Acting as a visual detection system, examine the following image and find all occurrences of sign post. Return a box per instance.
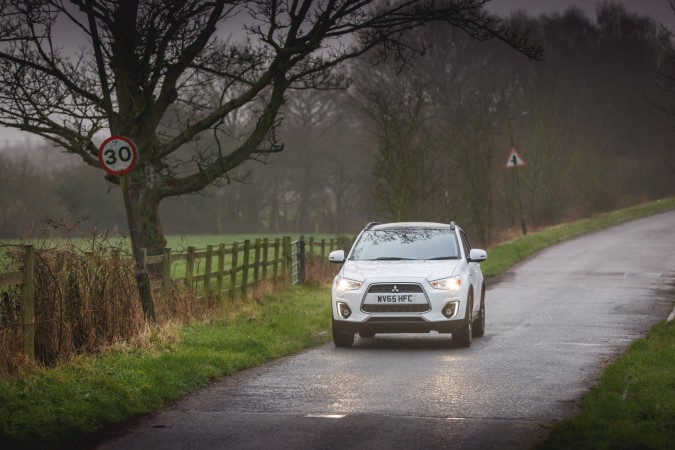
[505,148,528,235]
[98,137,158,327]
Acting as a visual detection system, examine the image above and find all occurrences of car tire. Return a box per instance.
[453,292,473,348]
[472,286,485,338]
[332,319,354,347]
[359,331,376,338]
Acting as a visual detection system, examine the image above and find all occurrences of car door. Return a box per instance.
[459,230,480,317]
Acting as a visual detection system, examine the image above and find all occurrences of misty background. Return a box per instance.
[1,2,674,246]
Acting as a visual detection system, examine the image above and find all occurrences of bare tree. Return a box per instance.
[0,0,539,318]
[352,61,442,222]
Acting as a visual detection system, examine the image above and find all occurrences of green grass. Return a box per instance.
[540,320,675,450]
[1,197,674,449]
[0,284,332,450]
[165,233,348,251]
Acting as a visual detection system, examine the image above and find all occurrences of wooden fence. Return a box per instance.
[142,236,296,301]
[1,236,351,362]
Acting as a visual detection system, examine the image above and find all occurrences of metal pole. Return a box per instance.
[514,168,528,235]
[120,174,158,326]
[508,116,528,236]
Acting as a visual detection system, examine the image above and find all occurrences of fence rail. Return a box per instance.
[1,235,350,362]
[142,236,299,301]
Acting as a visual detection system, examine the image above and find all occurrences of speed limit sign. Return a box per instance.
[98,136,138,176]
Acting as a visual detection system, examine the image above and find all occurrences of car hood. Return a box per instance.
[341,260,460,282]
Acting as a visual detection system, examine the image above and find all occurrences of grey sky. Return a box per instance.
[1,0,674,146]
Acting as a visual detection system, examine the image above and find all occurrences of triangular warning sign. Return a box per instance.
[505,148,526,168]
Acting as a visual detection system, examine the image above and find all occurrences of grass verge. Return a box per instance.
[1,197,674,449]
[541,320,675,449]
[0,284,331,450]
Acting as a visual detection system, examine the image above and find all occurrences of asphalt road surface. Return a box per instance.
[96,211,675,450]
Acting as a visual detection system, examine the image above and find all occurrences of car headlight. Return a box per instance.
[430,275,461,291]
[335,277,362,292]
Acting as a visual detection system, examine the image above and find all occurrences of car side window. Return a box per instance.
[459,231,471,258]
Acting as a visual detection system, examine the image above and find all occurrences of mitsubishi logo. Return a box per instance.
[391,285,399,293]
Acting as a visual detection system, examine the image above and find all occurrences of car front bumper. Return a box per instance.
[333,316,465,334]
[331,277,469,334]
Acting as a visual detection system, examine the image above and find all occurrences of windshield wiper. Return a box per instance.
[374,257,413,260]
[428,256,459,260]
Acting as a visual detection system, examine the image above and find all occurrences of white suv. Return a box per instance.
[329,222,487,348]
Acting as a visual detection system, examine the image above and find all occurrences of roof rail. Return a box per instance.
[364,221,381,231]
[449,221,456,231]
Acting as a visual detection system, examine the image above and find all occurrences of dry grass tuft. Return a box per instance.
[1,236,147,375]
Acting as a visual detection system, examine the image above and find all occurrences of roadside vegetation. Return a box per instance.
[0,284,332,450]
[0,198,674,449]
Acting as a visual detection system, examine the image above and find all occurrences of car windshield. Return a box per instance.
[350,228,460,261]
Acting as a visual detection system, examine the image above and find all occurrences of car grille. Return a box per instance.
[362,303,430,313]
[363,283,429,313]
[366,284,424,294]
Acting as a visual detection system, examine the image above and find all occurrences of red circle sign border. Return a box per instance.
[98,135,138,176]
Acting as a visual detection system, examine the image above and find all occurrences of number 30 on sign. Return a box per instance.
[98,136,138,176]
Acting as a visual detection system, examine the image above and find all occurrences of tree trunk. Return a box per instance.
[130,186,167,258]
[120,171,163,325]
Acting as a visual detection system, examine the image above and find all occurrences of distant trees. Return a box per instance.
[2,1,674,252]
[0,145,126,237]
[345,2,674,244]
[0,0,538,249]
[352,60,442,222]
[515,4,671,223]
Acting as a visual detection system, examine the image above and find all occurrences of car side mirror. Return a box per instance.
[328,250,346,263]
[469,249,487,262]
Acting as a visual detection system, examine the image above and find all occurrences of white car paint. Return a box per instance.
[329,222,487,347]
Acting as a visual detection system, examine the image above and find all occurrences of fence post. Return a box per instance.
[287,237,293,284]
[186,246,195,293]
[262,238,269,281]
[299,238,306,283]
[162,248,171,299]
[204,245,213,298]
[229,243,239,300]
[273,238,280,287]
[22,245,35,362]
[241,240,251,297]
[253,238,261,286]
[309,237,314,257]
[216,243,225,300]
[320,239,326,260]
[281,237,288,285]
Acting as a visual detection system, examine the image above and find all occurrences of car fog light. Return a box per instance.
[442,301,459,318]
[337,302,352,319]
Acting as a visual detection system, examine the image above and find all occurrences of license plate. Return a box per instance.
[364,293,426,304]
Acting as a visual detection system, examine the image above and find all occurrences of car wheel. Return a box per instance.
[472,286,485,338]
[332,319,354,347]
[453,292,473,348]
[359,331,376,338]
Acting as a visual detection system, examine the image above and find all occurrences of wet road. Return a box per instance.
[97,211,675,449]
